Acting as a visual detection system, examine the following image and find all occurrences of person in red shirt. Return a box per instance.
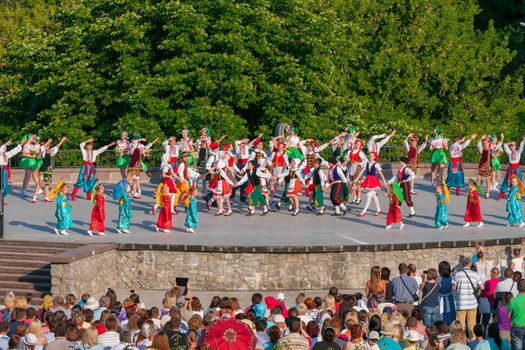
[481,267,500,329]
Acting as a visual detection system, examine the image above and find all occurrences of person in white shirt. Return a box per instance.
[20,134,43,197]
[111,330,139,350]
[497,136,525,200]
[368,130,396,161]
[445,134,476,196]
[495,268,519,297]
[511,248,524,274]
[33,136,67,203]
[0,140,22,201]
[71,138,115,201]
[98,316,120,348]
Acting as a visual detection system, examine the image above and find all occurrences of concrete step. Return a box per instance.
[0,273,51,283]
[0,288,48,299]
[0,280,51,292]
[0,258,50,269]
[0,251,59,261]
[0,266,51,276]
[0,240,82,250]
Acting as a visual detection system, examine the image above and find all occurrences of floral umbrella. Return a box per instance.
[201,319,256,350]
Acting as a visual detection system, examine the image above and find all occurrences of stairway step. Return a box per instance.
[0,245,74,255]
[0,240,82,250]
[0,288,48,299]
[0,273,50,283]
[0,259,50,268]
[0,280,51,292]
[0,251,57,261]
[0,266,51,276]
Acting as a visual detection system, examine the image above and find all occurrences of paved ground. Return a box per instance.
[3,181,525,246]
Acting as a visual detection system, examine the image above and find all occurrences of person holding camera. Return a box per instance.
[452,257,484,341]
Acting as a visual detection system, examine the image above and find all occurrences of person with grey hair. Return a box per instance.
[93,296,111,322]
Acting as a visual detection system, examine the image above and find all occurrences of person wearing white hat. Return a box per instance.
[23,333,39,349]
[404,330,423,350]
[83,297,99,311]
[277,293,285,303]
[368,331,381,350]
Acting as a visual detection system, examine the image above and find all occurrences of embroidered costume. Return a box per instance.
[328,159,349,216]
[0,143,22,196]
[499,140,524,196]
[114,138,131,169]
[429,133,449,165]
[113,179,132,234]
[435,186,450,229]
[506,176,524,227]
[55,192,72,232]
[386,182,404,229]
[88,190,106,235]
[368,132,395,161]
[464,180,483,227]
[156,192,173,231]
[71,140,110,201]
[184,195,199,232]
[446,138,472,195]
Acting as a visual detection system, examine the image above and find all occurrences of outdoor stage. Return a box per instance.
[3,181,525,294]
[4,181,525,247]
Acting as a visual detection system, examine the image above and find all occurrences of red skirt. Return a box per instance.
[361,175,381,190]
[161,178,177,193]
[157,206,172,229]
[387,206,402,225]
[287,179,302,197]
[213,180,231,197]
[464,202,482,222]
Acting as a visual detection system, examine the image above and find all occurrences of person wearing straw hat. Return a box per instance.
[434,182,450,229]
[87,182,107,236]
[506,175,525,227]
[429,129,449,186]
[377,322,402,350]
[403,330,423,350]
[498,135,525,201]
[446,133,477,196]
[385,182,405,230]
[463,178,484,228]
[404,133,428,194]
[49,181,72,236]
[71,138,115,201]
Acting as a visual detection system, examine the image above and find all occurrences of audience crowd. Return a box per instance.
[0,250,525,350]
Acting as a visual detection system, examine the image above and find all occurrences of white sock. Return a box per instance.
[409,206,416,215]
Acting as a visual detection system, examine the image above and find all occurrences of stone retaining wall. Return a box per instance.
[51,249,118,296]
[50,240,524,295]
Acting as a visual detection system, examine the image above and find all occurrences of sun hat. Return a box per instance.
[276,293,285,301]
[369,331,380,340]
[380,322,398,336]
[23,333,39,346]
[405,330,421,342]
[84,297,99,310]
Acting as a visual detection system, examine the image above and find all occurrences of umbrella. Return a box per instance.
[112,179,128,200]
[201,318,256,350]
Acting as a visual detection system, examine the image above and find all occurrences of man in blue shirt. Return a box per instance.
[390,263,419,315]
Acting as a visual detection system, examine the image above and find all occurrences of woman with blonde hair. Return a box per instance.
[73,313,88,330]
[14,296,28,310]
[366,266,387,309]
[27,320,48,349]
[77,327,104,350]
[2,293,15,320]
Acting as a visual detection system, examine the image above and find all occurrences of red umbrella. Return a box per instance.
[201,318,257,350]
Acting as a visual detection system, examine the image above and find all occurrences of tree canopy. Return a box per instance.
[0,0,524,147]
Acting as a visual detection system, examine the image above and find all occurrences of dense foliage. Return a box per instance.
[0,0,524,148]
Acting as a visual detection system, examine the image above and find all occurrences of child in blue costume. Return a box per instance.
[506,175,525,227]
[183,185,199,234]
[50,181,72,236]
[435,183,450,229]
[113,179,133,234]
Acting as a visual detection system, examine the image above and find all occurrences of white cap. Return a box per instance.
[24,334,39,346]
[273,314,285,323]
[369,331,380,340]
[276,292,285,301]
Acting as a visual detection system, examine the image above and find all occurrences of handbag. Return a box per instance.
[400,275,419,302]
[462,269,481,300]
[419,281,440,305]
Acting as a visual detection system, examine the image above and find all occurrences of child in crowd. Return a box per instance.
[511,248,524,274]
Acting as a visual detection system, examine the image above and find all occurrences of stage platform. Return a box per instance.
[4,182,525,250]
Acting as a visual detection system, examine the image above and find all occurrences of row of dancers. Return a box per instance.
[0,128,524,234]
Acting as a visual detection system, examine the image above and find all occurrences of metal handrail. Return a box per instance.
[6,146,522,168]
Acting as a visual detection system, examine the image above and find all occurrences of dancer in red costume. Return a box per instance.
[87,183,106,236]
